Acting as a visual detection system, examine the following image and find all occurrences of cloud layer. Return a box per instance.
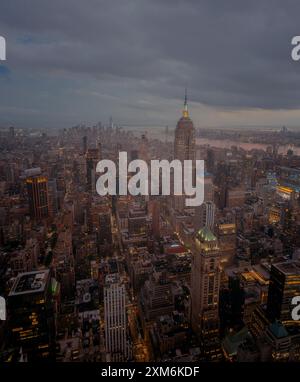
[1,0,300,128]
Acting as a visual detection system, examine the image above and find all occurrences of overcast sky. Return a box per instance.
[1,0,300,130]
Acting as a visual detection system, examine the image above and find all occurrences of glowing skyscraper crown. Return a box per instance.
[182,88,189,118]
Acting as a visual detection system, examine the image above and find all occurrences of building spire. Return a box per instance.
[183,88,189,118]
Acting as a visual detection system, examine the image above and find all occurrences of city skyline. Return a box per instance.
[1,93,300,363]
[2,1,300,368]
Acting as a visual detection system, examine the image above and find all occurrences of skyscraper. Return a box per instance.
[191,226,222,360]
[267,261,300,325]
[194,201,215,231]
[173,90,196,212]
[174,89,195,163]
[25,167,49,220]
[86,148,100,192]
[194,174,215,231]
[104,274,128,361]
[8,270,56,361]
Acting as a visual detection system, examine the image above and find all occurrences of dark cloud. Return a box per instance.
[1,0,300,128]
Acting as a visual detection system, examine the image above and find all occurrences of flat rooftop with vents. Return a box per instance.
[9,270,49,297]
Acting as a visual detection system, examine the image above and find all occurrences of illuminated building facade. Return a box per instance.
[217,223,236,266]
[7,270,56,361]
[276,185,294,201]
[25,168,49,219]
[268,204,282,224]
[267,261,300,326]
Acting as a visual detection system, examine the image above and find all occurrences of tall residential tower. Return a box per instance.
[191,226,222,360]
[25,167,49,220]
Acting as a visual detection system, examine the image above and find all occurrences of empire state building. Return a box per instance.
[174,90,195,162]
[173,90,196,211]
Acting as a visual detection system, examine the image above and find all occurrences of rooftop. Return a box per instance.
[222,327,250,357]
[269,321,288,339]
[165,244,187,255]
[196,226,217,243]
[24,167,42,177]
[105,273,120,285]
[273,261,300,276]
[9,270,49,296]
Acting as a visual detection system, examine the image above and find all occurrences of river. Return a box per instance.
[131,127,300,155]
